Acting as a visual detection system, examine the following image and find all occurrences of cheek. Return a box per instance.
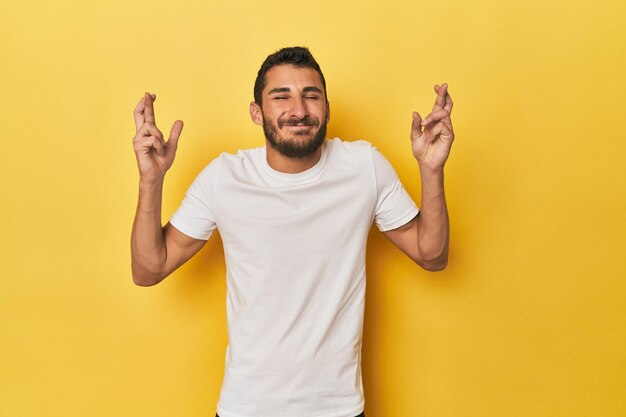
[262,107,284,122]
[268,106,288,119]
[316,104,328,118]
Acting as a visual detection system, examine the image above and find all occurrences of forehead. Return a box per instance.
[263,65,324,94]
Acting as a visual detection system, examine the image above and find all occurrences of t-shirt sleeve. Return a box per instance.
[372,147,419,232]
[168,158,219,240]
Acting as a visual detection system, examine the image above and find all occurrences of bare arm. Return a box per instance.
[131,180,206,286]
[384,83,454,271]
[384,169,449,271]
[130,93,205,286]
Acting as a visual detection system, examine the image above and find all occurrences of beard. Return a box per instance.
[262,113,327,159]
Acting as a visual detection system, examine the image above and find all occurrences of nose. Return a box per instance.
[289,96,308,119]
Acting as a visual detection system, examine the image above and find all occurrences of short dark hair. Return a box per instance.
[254,46,327,105]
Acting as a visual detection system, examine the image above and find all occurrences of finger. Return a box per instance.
[421,109,450,127]
[134,135,165,156]
[138,122,164,139]
[148,135,165,156]
[429,123,444,143]
[411,111,423,140]
[137,123,166,148]
[134,93,157,132]
[441,90,453,129]
[429,122,454,143]
[439,123,454,143]
[432,82,448,111]
[444,91,453,114]
[133,96,145,132]
[165,120,184,157]
[144,92,156,124]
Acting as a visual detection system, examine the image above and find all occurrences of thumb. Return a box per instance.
[166,120,184,155]
[411,111,423,141]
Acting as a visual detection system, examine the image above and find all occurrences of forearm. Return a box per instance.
[417,167,449,268]
[131,179,167,285]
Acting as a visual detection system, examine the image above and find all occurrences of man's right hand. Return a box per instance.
[132,92,184,183]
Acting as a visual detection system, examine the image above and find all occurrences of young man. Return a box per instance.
[131,46,454,417]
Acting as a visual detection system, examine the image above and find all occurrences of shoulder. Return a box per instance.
[327,139,400,186]
[196,146,264,178]
[328,137,375,152]
[185,148,262,194]
[215,146,263,166]
[326,137,377,162]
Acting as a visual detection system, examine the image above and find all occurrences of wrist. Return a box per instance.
[418,163,444,178]
[139,176,165,187]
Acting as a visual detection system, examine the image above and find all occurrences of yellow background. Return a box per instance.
[1,0,625,416]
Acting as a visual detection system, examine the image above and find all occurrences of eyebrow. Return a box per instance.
[268,87,291,95]
[303,86,323,94]
[267,86,324,95]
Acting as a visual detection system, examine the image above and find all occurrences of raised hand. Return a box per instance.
[410,83,454,173]
[132,92,184,183]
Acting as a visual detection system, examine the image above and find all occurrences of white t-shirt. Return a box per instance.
[169,138,418,417]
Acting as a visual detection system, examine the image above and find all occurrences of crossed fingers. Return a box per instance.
[133,92,166,153]
[432,83,453,113]
[134,92,157,132]
[422,83,453,132]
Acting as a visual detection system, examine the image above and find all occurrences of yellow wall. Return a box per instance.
[1,0,625,416]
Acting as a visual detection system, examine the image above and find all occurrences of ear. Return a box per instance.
[326,100,331,123]
[250,102,263,125]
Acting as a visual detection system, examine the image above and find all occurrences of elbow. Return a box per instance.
[415,253,448,272]
[132,275,160,287]
[419,260,448,272]
[415,242,448,272]
[131,265,165,287]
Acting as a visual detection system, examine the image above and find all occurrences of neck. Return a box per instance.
[265,143,323,174]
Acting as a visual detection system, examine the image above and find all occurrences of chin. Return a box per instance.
[271,135,325,159]
[263,118,327,159]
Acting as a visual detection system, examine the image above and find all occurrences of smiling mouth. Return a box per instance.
[284,126,314,136]
[278,116,319,129]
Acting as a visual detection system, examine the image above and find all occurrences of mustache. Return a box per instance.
[278,116,320,129]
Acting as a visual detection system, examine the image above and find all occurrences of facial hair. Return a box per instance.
[263,113,327,159]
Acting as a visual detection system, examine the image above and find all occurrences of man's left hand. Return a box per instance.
[410,83,454,173]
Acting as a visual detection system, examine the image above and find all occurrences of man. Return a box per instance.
[131,47,454,417]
